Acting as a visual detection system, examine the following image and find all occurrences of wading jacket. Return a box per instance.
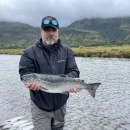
[19,38,80,112]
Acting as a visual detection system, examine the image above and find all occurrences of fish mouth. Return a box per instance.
[21,77,28,83]
[21,80,29,85]
[21,79,28,84]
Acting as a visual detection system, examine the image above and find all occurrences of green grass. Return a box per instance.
[0,45,130,58]
[0,49,23,55]
[72,45,130,58]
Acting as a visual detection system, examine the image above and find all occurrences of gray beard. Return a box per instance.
[45,40,55,46]
[42,37,57,46]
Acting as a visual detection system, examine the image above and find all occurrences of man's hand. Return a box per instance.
[68,78,81,93]
[68,87,80,93]
[26,82,40,90]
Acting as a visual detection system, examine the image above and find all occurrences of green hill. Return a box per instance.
[60,28,105,47]
[0,22,40,48]
[68,17,130,41]
[0,17,130,48]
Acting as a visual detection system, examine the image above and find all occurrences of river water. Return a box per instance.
[0,55,130,130]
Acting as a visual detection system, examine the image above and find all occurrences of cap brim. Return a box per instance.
[42,24,58,29]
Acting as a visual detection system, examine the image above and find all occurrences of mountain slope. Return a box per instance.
[60,28,105,47]
[0,22,40,48]
[0,22,105,48]
[68,17,130,41]
[0,17,130,48]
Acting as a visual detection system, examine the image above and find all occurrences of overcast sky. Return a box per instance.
[0,0,130,28]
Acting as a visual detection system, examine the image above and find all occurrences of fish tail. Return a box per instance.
[87,83,101,98]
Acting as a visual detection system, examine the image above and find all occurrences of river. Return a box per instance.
[0,55,130,130]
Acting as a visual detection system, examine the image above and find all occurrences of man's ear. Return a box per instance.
[58,29,60,34]
[40,28,43,34]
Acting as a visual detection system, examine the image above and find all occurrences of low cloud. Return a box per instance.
[0,0,130,27]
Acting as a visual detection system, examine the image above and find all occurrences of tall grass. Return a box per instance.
[72,45,130,58]
[0,45,130,58]
[0,49,23,55]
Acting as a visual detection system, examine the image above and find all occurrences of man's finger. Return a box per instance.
[68,87,81,93]
[36,83,40,90]
[68,87,73,92]
[73,88,77,93]
[26,82,33,88]
[30,82,36,90]
[74,78,80,80]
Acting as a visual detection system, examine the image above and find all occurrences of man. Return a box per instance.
[19,16,80,130]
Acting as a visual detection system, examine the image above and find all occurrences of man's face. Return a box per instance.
[40,26,60,46]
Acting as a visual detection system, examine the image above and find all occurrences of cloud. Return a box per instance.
[0,0,130,27]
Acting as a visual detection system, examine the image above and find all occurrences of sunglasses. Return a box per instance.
[43,19,58,26]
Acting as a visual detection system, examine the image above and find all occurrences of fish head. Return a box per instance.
[21,73,39,84]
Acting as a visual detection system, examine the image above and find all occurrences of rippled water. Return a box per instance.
[0,55,130,130]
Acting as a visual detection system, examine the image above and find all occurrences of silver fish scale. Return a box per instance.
[36,73,86,85]
[40,80,85,92]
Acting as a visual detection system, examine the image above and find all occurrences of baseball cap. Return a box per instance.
[41,16,59,29]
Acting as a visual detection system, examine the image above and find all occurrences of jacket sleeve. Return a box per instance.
[65,47,80,78]
[19,48,36,77]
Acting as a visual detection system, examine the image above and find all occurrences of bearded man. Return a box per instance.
[19,16,80,130]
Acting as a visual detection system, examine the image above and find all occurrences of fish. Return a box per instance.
[21,73,101,98]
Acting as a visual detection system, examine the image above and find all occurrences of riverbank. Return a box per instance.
[0,45,130,58]
[72,45,130,58]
